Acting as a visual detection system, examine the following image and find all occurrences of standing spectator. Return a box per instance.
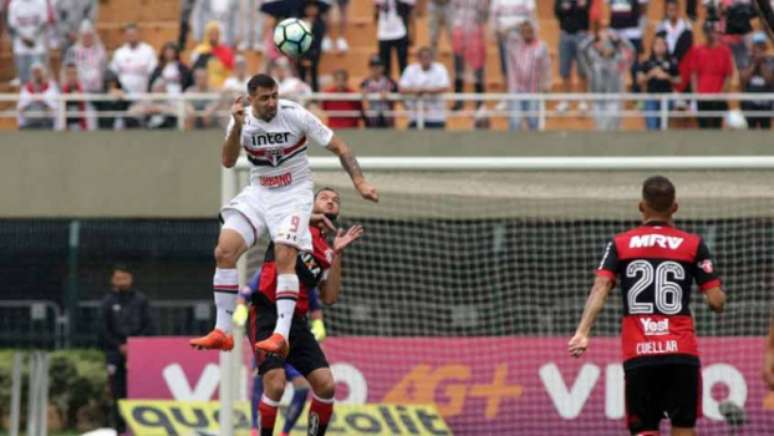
[374,0,415,80]
[360,54,399,128]
[740,32,774,129]
[222,53,250,93]
[63,20,106,93]
[687,21,733,129]
[505,20,551,131]
[579,28,634,131]
[192,0,240,46]
[60,62,96,130]
[491,0,536,81]
[426,0,453,55]
[149,42,194,95]
[51,0,97,54]
[656,0,693,62]
[17,62,59,129]
[185,67,223,128]
[719,0,756,70]
[637,35,680,130]
[321,69,362,128]
[298,0,327,92]
[100,264,155,434]
[449,0,488,111]
[239,0,266,51]
[399,46,450,129]
[608,0,646,92]
[554,0,590,112]
[109,23,158,95]
[8,0,50,85]
[191,21,235,89]
[322,0,350,53]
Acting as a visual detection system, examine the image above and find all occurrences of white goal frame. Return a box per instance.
[217,155,774,435]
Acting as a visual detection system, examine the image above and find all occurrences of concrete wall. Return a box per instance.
[1,130,772,218]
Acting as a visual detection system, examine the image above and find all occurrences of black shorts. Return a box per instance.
[251,295,328,377]
[625,363,702,433]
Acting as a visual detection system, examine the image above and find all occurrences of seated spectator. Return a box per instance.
[554,0,590,112]
[8,0,50,85]
[127,78,177,129]
[579,28,634,131]
[60,62,96,131]
[399,46,450,129]
[17,62,59,130]
[360,54,399,128]
[93,71,131,129]
[637,35,680,131]
[191,21,235,89]
[109,23,158,96]
[491,0,536,80]
[53,0,98,54]
[719,0,756,70]
[505,20,551,131]
[740,32,774,129]
[270,57,312,102]
[321,69,362,128]
[222,54,250,94]
[149,42,193,95]
[185,67,222,129]
[64,20,107,93]
[686,21,733,129]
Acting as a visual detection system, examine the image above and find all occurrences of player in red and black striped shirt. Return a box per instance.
[569,176,727,436]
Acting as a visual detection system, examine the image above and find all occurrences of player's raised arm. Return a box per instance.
[568,275,615,358]
[326,136,379,202]
[221,96,245,168]
[319,225,364,305]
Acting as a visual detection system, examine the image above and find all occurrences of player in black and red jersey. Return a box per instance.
[568,175,727,436]
[249,187,363,436]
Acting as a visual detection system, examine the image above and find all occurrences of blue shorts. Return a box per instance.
[284,363,302,380]
[559,31,588,79]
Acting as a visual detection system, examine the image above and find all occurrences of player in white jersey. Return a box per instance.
[190,74,378,355]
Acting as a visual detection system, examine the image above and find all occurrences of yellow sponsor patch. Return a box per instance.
[119,400,451,435]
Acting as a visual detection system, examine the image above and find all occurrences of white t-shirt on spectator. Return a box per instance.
[375,0,415,41]
[110,42,158,95]
[399,62,450,123]
[490,0,537,34]
[8,0,49,55]
[160,63,183,95]
[223,76,250,94]
[278,77,312,102]
[657,18,691,55]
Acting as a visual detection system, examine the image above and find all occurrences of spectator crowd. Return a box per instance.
[1,0,772,131]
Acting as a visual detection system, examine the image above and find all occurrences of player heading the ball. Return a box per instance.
[569,175,726,436]
[190,74,378,356]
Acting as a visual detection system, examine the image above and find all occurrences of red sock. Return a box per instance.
[308,394,334,436]
[259,395,279,436]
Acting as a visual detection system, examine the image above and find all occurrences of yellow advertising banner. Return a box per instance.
[119,400,451,435]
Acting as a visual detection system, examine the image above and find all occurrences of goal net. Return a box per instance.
[226,157,774,435]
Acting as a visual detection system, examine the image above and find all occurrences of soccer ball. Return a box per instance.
[274,18,313,58]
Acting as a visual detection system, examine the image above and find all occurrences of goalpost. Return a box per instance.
[220,156,774,435]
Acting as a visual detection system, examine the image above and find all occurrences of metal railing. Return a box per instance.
[3,91,774,131]
[0,297,768,348]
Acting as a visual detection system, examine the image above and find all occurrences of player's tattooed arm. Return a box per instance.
[327,136,379,202]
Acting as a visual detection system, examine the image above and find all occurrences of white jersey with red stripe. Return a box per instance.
[226,99,334,189]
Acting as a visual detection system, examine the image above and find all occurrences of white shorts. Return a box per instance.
[221,181,314,252]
